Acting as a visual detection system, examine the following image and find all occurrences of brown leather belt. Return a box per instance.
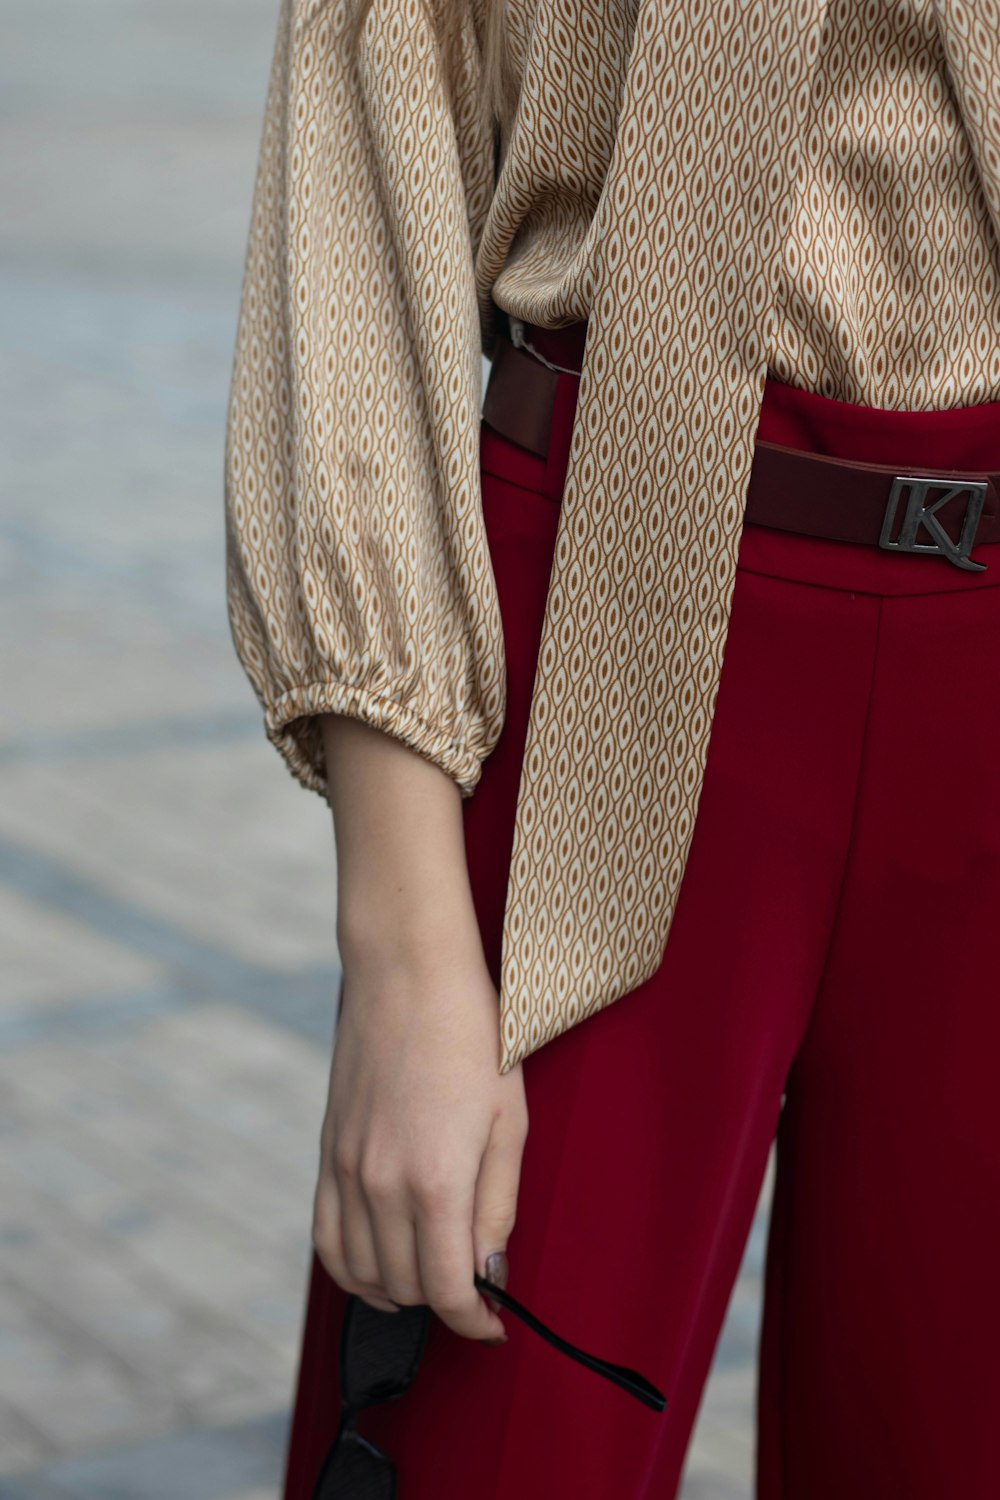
[482,333,1000,572]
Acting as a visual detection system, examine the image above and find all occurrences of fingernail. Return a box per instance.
[480,1334,508,1346]
[483,1250,509,1314]
[485,1251,509,1288]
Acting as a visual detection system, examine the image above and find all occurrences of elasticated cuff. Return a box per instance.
[263,681,486,803]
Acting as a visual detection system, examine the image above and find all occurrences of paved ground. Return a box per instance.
[0,4,772,1496]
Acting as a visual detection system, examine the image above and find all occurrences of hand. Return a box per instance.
[311,921,528,1344]
[311,711,527,1343]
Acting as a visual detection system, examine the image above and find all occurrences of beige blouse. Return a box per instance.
[224,0,1000,1072]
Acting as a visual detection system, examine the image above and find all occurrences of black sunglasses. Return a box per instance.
[309,1272,666,1499]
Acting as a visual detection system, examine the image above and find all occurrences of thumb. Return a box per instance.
[472,1111,527,1312]
[482,1249,509,1315]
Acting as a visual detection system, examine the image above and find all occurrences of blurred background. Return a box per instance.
[0,3,772,1496]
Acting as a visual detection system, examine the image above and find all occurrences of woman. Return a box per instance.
[224,1,1000,1495]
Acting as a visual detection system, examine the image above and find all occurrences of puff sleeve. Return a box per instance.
[223,0,505,803]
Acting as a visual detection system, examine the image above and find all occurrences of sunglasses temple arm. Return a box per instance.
[473,1273,666,1412]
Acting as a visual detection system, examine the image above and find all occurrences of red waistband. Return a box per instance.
[517,319,1000,473]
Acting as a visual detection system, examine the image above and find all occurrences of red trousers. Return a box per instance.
[282,353,1000,1499]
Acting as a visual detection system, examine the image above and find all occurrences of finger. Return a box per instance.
[335,1149,386,1293]
[311,1165,356,1293]
[314,1144,396,1312]
[472,1110,527,1305]
[364,1186,425,1308]
[414,1186,507,1343]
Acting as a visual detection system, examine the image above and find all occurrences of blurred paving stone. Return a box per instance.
[0,1410,290,1500]
[678,1475,751,1500]
[0,756,340,979]
[0,825,342,1048]
[0,986,183,1053]
[0,885,162,1010]
[2,1048,317,1351]
[680,1153,774,1495]
[219,1492,285,1500]
[0,1404,57,1476]
[3,1029,323,1243]
[0,1163,298,1424]
[0,1277,178,1457]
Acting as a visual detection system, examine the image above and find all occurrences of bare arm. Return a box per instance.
[311,713,527,1343]
[224,0,516,1343]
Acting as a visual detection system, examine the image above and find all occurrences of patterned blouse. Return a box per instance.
[224,0,1000,1071]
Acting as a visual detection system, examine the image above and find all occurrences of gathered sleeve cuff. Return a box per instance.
[260,681,492,802]
[223,0,505,806]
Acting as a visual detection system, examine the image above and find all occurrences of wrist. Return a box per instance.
[336,864,481,972]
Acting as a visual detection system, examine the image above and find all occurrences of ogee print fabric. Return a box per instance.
[225,0,1000,1072]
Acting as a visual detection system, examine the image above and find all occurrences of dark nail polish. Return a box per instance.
[485,1250,508,1286]
[480,1334,508,1346]
[483,1250,509,1314]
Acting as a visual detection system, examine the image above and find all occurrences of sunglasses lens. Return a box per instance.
[342,1297,430,1406]
[313,1429,395,1500]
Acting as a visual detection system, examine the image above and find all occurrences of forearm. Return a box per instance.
[314,712,523,1347]
[319,713,480,965]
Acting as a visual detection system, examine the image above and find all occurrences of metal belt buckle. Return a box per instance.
[879,474,989,573]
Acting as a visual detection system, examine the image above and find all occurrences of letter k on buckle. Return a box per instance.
[879,475,989,572]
